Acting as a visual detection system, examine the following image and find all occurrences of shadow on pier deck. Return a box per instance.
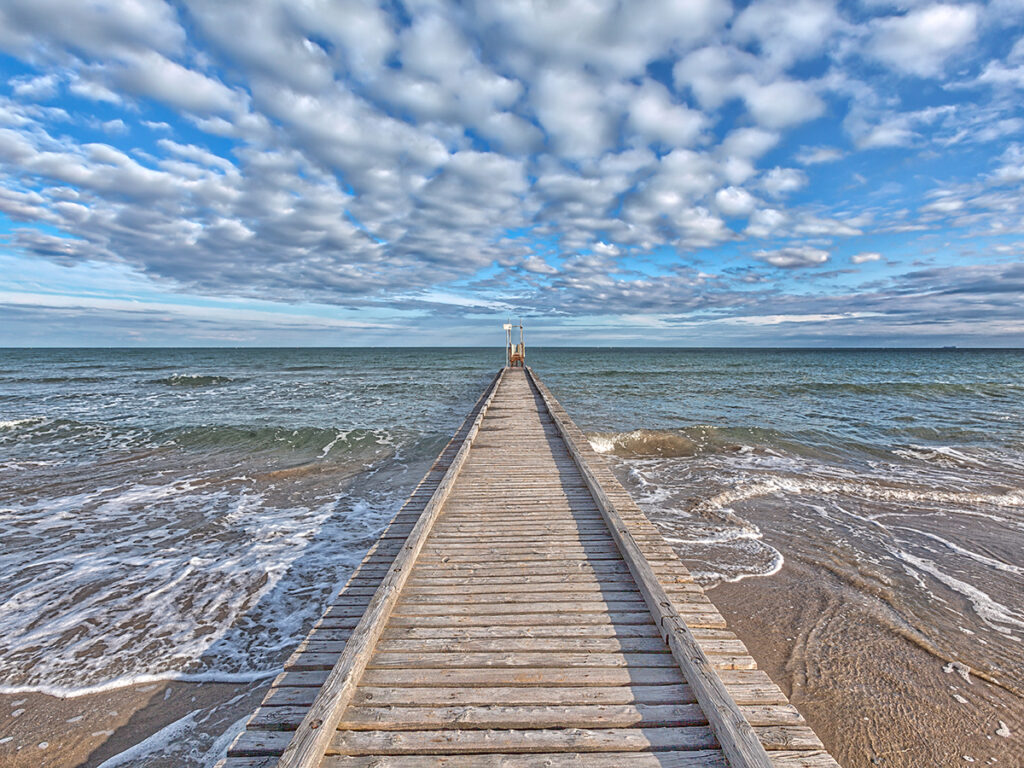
[220,367,841,768]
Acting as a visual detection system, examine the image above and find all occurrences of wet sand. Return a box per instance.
[710,557,1023,767]
[0,681,266,768]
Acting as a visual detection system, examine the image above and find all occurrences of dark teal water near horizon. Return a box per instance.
[2,347,1022,764]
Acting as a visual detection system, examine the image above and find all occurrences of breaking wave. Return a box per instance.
[691,476,1024,515]
[156,374,235,387]
[588,426,765,458]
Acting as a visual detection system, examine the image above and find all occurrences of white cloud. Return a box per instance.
[732,0,841,70]
[739,77,825,129]
[745,208,789,238]
[851,251,882,264]
[720,127,780,159]
[760,167,808,197]
[869,4,980,78]
[99,118,128,135]
[674,45,753,110]
[674,46,824,128]
[68,75,122,104]
[793,215,862,237]
[753,245,830,267]
[10,74,59,100]
[0,0,184,60]
[183,0,335,92]
[977,61,1024,89]
[109,52,247,115]
[992,144,1024,183]
[847,105,956,149]
[714,186,757,217]
[796,145,845,165]
[472,0,732,79]
[533,68,615,158]
[522,256,558,275]
[717,127,780,184]
[626,80,707,148]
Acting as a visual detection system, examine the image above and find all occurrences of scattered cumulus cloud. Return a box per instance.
[0,0,1021,344]
[868,4,980,78]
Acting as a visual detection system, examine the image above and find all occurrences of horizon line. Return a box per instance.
[3,345,1023,351]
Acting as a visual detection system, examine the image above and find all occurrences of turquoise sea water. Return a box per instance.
[1,348,1022,763]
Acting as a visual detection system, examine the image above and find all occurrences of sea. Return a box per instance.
[1,347,1022,765]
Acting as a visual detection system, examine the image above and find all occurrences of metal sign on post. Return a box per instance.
[504,319,525,367]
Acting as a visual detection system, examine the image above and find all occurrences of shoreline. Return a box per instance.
[708,556,1022,767]
[0,681,266,768]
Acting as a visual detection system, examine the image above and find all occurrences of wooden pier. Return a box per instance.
[221,367,840,768]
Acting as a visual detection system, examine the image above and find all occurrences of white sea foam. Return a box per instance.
[319,429,350,458]
[891,527,1024,576]
[663,527,763,545]
[0,473,405,692]
[0,668,280,699]
[894,444,987,468]
[898,550,1024,633]
[691,546,785,584]
[0,417,45,430]
[94,709,201,768]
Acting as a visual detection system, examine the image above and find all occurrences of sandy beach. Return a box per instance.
[711,559,1022,767]
[0,681,265,768]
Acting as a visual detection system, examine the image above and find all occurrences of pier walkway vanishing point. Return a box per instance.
[221,367,841,768]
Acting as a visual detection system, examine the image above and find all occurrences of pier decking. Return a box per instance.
[221,367,840,767]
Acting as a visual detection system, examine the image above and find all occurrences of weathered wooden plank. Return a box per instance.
[255,682,790,710]
[229,729,292,757]
[364,650,678,669]
[406,571,695,586]
[344,703,707,730]
[413,552,631,563]
[405,563,646,578]
[754,726,824,751]
[319,752,729,768]
[373,624,725,641]
[251,703,708,731]
[350,685,696,708]
[325,726,719,755]
[380,611,659,627]
[403,576,650,593]
[369,637,674,653]
[219,757,281,768]
[316,624,663,642]
[389,600,651,616]
[358,666,686,687]
[394,591,709,606]
[769,751,843,767]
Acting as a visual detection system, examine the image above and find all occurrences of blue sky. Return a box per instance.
[1,0,1023,346]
